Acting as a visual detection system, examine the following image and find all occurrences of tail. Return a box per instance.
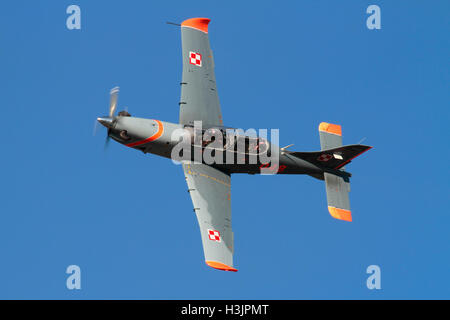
[319,122,372,221]
[291,122,372,222]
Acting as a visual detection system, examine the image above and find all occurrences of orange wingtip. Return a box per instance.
[181,18,211,33]
[328,206,352,222]
[206,261,238,272]
[319,122,342,136]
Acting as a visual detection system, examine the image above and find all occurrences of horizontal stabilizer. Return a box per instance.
[324,172,352,221]
[319,122,343,150]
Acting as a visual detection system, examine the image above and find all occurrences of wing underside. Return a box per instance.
[182,162,236,272]
[179,18,223,127]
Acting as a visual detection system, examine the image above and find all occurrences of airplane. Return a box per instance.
[97,17,372,272]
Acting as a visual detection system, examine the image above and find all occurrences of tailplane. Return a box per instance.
[320,122,353,221]
[320,122,371,221]
[292,122,372,222]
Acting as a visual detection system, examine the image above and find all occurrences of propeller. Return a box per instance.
[93,119,99,136]
[105,87,119,149]
[109,86,119,118]
[95,86,120,150]
[104,130,111,150]
[96,87,132,150]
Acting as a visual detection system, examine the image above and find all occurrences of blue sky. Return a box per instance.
[1,0,449,299]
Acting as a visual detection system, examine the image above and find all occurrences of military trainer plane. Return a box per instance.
[97,18,372,272]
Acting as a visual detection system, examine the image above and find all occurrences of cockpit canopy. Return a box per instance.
[183,125,269,155]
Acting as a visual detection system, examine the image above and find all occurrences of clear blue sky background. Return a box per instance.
[1,0,449,299]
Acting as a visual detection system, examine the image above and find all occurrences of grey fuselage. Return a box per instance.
[106,116,324,176]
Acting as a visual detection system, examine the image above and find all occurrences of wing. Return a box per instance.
[179,18,223,127]
[182,162,236,272]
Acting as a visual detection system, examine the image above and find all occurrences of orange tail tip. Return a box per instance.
[181,18,211,33]
[319,122,342,136]
[328,206,352,222]
[206,261,238,272]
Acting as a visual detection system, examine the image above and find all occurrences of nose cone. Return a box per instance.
[97,117,113,128]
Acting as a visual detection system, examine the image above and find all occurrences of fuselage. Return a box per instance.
[100,115,324,176]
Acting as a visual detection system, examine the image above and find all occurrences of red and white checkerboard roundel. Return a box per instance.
[189,51,202,67]
[207,229,221,242]
[317,154,332,162]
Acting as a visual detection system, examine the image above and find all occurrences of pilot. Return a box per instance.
[202,128,220,147]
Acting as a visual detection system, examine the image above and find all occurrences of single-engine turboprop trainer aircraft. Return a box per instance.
[97,18,372,272]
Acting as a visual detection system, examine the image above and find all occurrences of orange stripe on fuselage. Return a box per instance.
[126,120,164,148]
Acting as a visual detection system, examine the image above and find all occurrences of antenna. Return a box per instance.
[166,22,181,27]
[280,144,294,151]
[357,137,367,145]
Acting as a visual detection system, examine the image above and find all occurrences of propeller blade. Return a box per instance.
[109,86,119,118]
[104,129,111,151]
[93,119,99,136]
